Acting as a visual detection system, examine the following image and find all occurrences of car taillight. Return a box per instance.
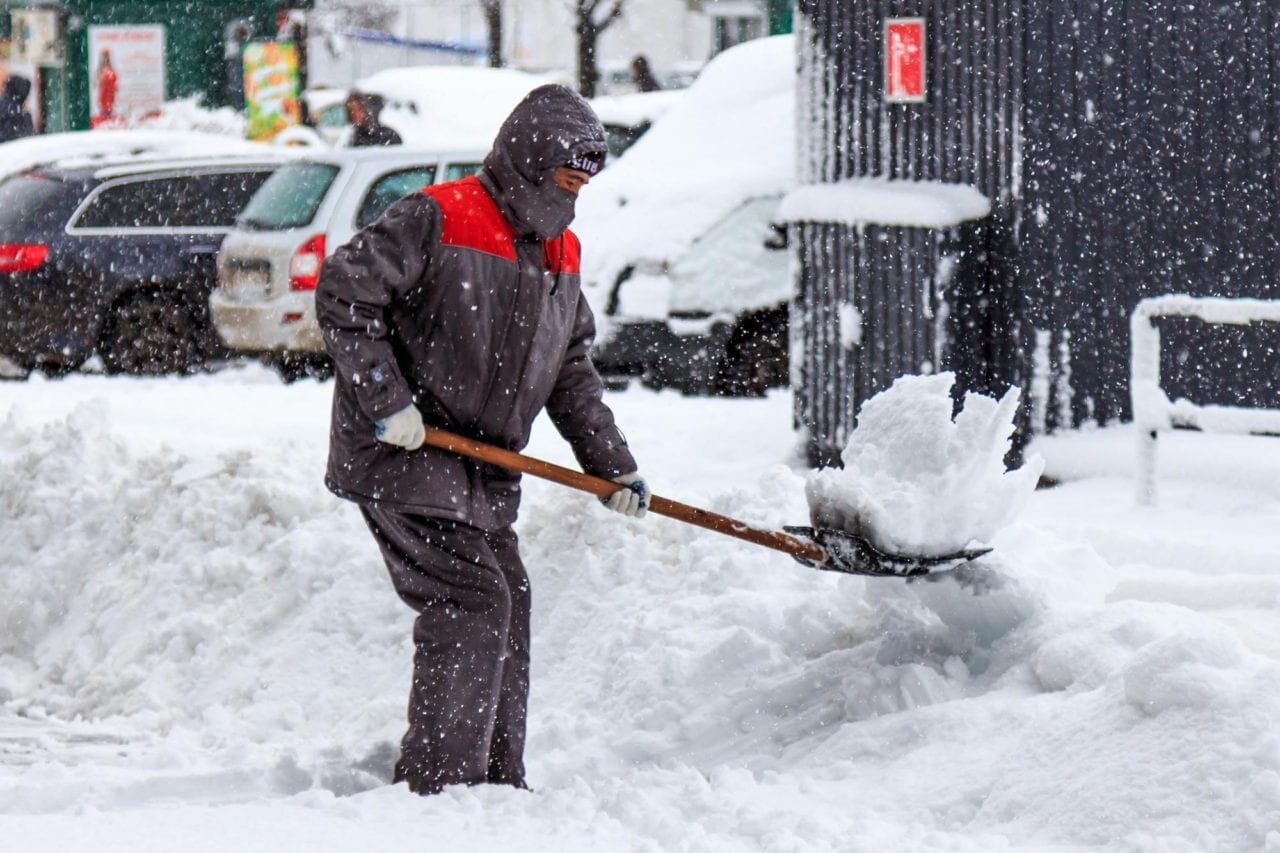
[0,243,49,273]
[289,234,326,291]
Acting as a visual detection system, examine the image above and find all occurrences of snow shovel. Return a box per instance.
[421,427,990,578]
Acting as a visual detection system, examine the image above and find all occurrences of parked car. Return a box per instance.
[0,154,287,376]
[576,36,795,396]
[209,145,486,379]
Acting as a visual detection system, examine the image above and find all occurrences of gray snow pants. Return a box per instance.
[361,507,530,795]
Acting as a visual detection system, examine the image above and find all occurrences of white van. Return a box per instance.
[210,145,485,378]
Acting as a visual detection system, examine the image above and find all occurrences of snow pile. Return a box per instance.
[807,373,1044,556]
[0,382,410,778]
[780,177,992,229]
[575,36,794,299]
[131,97,247,138]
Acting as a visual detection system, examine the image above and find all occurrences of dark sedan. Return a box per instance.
[0,155,285,375]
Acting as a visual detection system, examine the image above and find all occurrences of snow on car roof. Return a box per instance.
[0,130,272,183]
[575,35,795,293]
[355,65,565,149]
[89,154,297,181]
[291,145,488,168]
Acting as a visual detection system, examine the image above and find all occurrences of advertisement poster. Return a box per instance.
[242,41,301,141]
[88,25,167,126]
[884,17,927,103]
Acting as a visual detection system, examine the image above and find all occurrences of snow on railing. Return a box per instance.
[1130,294,1280,505]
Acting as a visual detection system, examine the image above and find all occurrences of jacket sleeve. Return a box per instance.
[545,292,638,478]
[315,193,439,422]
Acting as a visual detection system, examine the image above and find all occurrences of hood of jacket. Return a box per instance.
[2,75,31,103]
[480,84,606,240]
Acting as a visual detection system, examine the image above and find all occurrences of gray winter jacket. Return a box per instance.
[316,84,635,530]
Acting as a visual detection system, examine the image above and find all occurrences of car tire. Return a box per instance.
[714,306,789,397]
[35,358,84,379]
[100,290,201,376]
[273,353,333,384]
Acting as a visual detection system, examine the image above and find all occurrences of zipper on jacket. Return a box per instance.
[476,236,540,436]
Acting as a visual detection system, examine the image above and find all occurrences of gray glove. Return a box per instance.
[601,472,649,518]
[375,404,425,450]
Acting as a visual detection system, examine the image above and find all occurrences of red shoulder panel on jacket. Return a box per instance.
[422,176,516,261]
[544,229,581,275]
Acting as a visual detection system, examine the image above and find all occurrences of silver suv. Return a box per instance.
[209,146,485,379]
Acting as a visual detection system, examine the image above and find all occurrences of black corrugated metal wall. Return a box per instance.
[794,0,1024,465]
[797,1,1280,464]
[1021,1,1280,428]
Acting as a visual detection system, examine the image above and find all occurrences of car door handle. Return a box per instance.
[185,245,218,255]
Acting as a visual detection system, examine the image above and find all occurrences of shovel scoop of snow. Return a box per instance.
[801,373,1044,575]
[782,524,992,577]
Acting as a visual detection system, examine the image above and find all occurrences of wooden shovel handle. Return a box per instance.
[421,426,827,564]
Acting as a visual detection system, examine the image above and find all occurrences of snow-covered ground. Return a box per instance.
[1,368,1277,851]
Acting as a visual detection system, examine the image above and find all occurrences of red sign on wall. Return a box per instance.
[884,17,927,103]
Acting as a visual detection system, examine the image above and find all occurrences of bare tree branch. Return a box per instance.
[596,0,626,31]
[572,0,630,97]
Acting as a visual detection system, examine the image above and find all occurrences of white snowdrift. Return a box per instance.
[0,371,1278,850]
[807,373,1044,556]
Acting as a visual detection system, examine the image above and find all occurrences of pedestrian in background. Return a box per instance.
[630,54,662,92]
[345,90,401,147]
[0,74,34,142]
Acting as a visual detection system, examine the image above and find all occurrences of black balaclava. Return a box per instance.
[480,84,607,240]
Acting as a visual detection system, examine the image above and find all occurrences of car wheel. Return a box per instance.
[715,306,789,397]
[35,358,84,379]
[101,291,201,376]
[273,353,333,383]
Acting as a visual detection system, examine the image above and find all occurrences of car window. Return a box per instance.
[237,162,340,231]
[0,173,84,239]
[170,171,274,228]
[74,176,190,229]
[317,103,347,128]
[356,166,437,229]
[444,163,483,182]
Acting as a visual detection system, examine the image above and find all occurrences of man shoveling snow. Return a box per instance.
[316,85,650,796]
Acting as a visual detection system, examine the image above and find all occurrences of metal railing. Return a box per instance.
[1130,294,1280,506]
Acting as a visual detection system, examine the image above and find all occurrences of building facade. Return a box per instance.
[2,0,309,132]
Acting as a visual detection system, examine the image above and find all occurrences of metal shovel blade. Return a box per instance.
[783,526,993,578]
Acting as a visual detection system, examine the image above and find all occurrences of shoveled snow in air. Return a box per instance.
[806,373,1044,556]
[1,368,1278,851]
